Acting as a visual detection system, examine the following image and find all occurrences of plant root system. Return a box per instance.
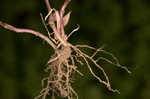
[0,0,131,99]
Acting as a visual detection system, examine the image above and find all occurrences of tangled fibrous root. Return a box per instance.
[35,43,131,99]
[35,46,79,99]
[0,0,131,99]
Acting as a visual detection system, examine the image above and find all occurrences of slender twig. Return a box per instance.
[40,13,51,39]
[67,24,80,40]
[0,21,56,49]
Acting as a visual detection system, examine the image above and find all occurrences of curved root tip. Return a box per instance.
[108,87,120,94]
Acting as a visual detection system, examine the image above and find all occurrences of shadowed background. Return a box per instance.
[0,0,150,99]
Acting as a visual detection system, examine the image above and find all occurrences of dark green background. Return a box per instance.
[0,0,150,99]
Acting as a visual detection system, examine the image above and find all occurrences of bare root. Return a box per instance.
[0,0,131,99]
[35,46,80,99]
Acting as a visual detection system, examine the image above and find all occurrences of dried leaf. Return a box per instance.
[63,11,71,26]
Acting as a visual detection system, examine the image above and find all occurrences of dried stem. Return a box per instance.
[0,21,56,49]
[45,0,51,12]
[60,0,71,17]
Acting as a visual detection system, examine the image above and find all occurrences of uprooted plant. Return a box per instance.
[0,0,131,99]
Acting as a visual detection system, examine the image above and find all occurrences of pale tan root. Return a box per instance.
[0,0,131,99]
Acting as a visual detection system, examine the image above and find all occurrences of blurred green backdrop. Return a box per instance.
[0,0,150,99]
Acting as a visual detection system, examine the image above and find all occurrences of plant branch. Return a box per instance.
[45,0,51,12]
[0,21,56,49]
